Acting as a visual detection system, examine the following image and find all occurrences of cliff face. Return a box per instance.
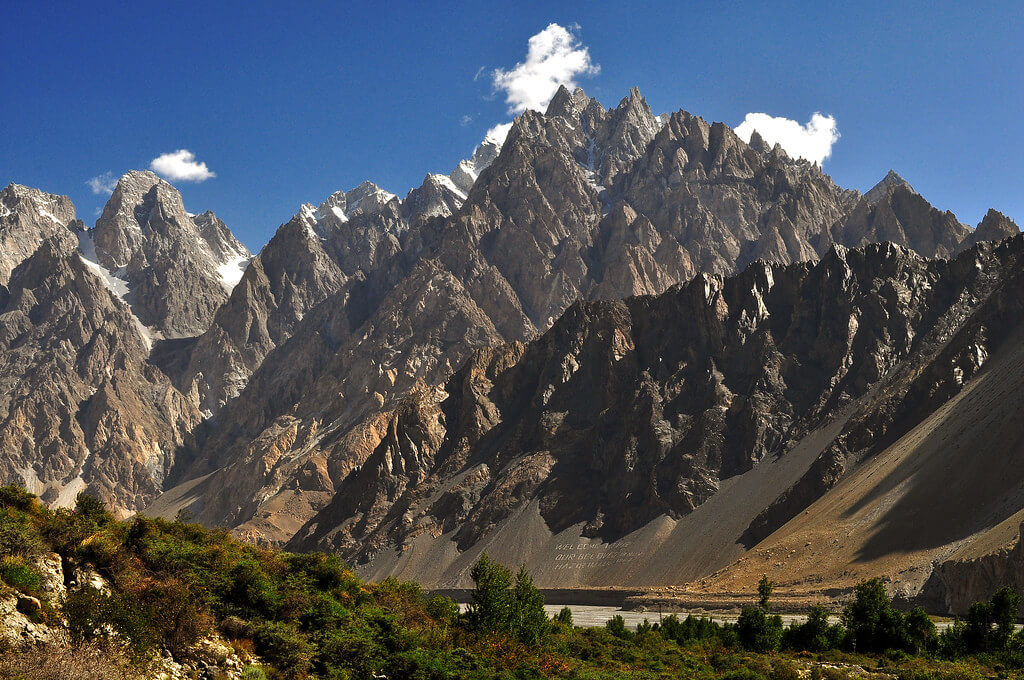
[0,230,199,516]
[0,183,77,284]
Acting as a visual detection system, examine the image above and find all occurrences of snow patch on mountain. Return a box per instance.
[216,253,250,292]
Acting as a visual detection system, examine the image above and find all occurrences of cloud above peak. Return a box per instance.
[492,23,600,114]
[149,149,216,182]
[87,171,118,195]
[735,112,840,165]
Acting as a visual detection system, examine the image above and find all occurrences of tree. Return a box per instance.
[965,600,994,652]
[75,492,112,527]
[842,578,910,653]
[758,574,774,610]
[785,605,843,652]
[465,553,512,633]
[904,607,937,653]
[606,614,632,640]
[509,565,547,645]
[990,586,1020,649]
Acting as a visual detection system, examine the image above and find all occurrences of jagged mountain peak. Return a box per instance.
[864,169,915,204]
[545,85,594,119]
[78,169,251,336]
[958,207,1021,253]
[449,132,504,195]
[977,208,1019,237]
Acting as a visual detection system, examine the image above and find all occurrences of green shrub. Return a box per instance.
[74,493,112,527]
[723,668,768,680]
[64,586,110,644]
[230,558,282,618]
[0,511,44,557]
[41,507,97,555]
[554,606,573,626]
[251,620,314,679]
[0,486,37,512]
[425,595,460,625]
[240,666,267,680]
[0,557,41,593]
[606,614,632,640]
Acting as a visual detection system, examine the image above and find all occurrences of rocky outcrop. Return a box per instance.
[918,522,1024,616]
[958,208,1020,252]
[0,183,77,284]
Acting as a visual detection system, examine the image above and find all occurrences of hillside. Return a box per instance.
[4,486,1024,680]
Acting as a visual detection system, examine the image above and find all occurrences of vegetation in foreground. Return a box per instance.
[2,486,1024,679]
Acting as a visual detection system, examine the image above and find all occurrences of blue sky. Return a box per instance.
[1,0,1021,250]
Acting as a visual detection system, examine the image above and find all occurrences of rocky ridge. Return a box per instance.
[278,234,1024,592]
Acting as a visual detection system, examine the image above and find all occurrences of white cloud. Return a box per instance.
[492,23,600,114]
[460,114,473,126]
[485,122,513,145]
[734,112,840,165]
[87,171,118,195]
[149,149,216,182]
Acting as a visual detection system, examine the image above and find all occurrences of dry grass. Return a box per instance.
[0,641,144,680]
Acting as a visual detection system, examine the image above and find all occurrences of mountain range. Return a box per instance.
[2,86,1021,614]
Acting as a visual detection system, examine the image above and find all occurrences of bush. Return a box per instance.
[723,669,768,680]
[606,614,632,640]
[239,666,267,680]
[785,605,844,652]
[554,606,573,626]
[251,620,314,679]
[0,511,44,557]
[0,486,37,512]
[41,508,97,555]
[425,595,460,626]
[64,586,110,644]
[0,641,142,680]
[74,493,112,527]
